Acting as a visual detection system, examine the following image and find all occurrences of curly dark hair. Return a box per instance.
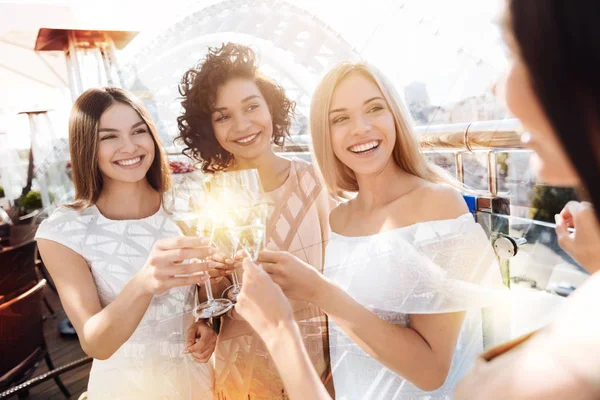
[176,43,296,173]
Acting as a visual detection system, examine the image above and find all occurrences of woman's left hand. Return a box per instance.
[208,252,238,284]
[257,250,326,303]
[555,201,600,274]
[235,258,295,339]
[184,320,217,363]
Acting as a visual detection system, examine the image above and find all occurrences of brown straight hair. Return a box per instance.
[68,87,171,209]
[505,0,600,214]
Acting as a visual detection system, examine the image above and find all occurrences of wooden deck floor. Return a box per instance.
[21,287,91,400]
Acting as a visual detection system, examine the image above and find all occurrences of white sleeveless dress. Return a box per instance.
[35,205,214,399]
[324,213,507,399]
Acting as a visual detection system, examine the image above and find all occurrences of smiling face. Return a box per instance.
[210,78,274,163]
[328,71,397,177]
[97,102,155,185]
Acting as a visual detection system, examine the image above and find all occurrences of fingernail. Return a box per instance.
[201,238,210,245]
[208,248,216,255]
[183,349,190,354]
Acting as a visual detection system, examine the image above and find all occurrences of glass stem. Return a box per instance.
[231,270,240,289]
[204,281,215,302]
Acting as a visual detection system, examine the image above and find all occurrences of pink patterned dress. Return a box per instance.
[214,158,333,400]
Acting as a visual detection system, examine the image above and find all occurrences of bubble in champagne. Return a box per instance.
[230,223,265,260]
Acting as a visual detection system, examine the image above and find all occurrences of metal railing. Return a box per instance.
[167,118,527,198]
[416,118,525,197]
[162,120,588,297]
[416,118,524,151]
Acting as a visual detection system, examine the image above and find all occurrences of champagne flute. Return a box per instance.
[212,223,242,301]
[209,169,268,301]
[228,202,269,263]
[163,172,233,319]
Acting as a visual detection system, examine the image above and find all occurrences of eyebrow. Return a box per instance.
[329,96,385,115]
[98,121,146,133]
[213,95,262,112]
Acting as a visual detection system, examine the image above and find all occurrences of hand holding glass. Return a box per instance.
[163,172,233,319]
[209,169,269,302]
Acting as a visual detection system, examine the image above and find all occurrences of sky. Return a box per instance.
[0,0,507,149]
[299,0,507,105]
[117,0,507,105]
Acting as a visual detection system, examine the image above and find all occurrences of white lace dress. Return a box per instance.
[35,205,214,400]
[324,213,507,400]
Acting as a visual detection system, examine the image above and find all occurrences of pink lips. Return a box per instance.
[233,131,261,145]
[113,155,144,169]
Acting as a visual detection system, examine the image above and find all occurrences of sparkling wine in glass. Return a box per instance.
[212,224,242,301]
[163,172,233,319]
[229,202,269,262]
[209,169,269,301]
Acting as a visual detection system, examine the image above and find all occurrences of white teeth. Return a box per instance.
[235,133,258,144]
[116,156,141,166]
[349,141,379,153]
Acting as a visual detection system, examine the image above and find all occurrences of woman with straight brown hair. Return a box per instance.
[35,87,219,399]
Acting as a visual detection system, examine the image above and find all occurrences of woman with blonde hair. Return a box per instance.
[35,87,219,399]
[240,61,506,399]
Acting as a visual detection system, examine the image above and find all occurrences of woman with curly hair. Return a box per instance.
[177,42,333,400]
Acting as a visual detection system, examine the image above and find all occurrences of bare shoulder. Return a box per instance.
[37,238,86,264]
[407,182,469,222]
[329,200,352,233]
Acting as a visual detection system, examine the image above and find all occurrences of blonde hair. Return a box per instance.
[68,87,171,209]
[309,62,457,200]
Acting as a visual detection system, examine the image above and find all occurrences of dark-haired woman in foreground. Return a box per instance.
[177,43,333,399]
[454,0,600,398]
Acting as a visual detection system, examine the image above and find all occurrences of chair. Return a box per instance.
[9,225,37,248]
[0,280,93,399]
[0,207,12,244]
[17,210,40,226]
[0,240,38,304]
[0,280,70,398]
[5,209,40,248]
[0,240,56,317]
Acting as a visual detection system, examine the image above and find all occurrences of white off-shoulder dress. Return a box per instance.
[35,205,214,399]
[324,213,507,400]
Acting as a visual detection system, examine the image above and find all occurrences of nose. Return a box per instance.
[119,134,137,154]
[234,115,252,134]
[351,114,372,136]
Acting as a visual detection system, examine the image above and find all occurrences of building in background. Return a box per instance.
[404,81,431,107]
[449,91,507,123]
